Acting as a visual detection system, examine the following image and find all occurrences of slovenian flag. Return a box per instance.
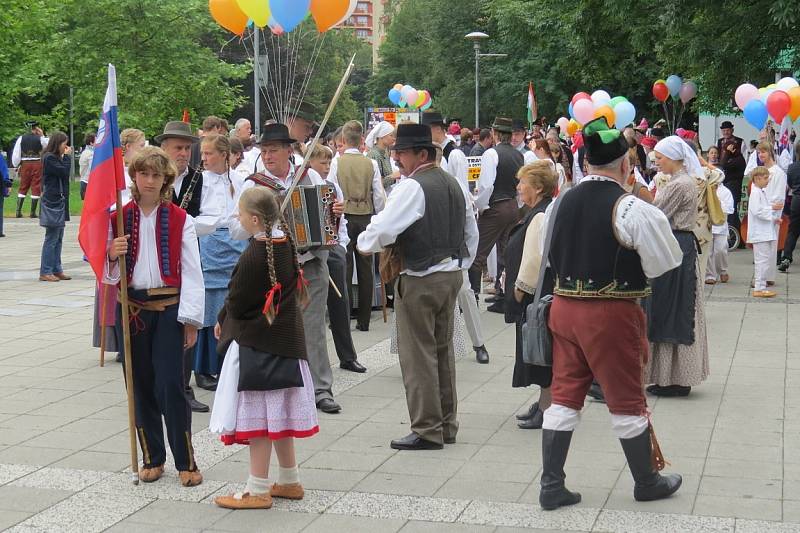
[78,64,126,281]
[527,81,538,126]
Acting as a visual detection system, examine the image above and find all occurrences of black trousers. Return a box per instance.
[119,294,196,471]
[783,198,800,262]
[327,245,358,363]
[725,178,743,231]
[346,214,375,328]
[469,199,520,294]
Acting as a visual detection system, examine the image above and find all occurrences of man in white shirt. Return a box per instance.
[12,122,47,218]
[423,110,490,363]
[78,132,96,200]
[230,123,345,415]
[328,120,385,332]
[469,118,524,301]
[538,117,683,510]
[358,123,478,450]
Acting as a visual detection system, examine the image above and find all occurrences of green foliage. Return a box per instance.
[0,1,371,145]
[369,0,800,127]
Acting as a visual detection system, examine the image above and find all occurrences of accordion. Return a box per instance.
[246,173,339,250]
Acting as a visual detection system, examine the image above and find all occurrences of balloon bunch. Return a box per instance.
[651,75,697,134]
[209,0,356,35]
[388,84,432,111]
[734,77,800,131]
[563,90,636,134]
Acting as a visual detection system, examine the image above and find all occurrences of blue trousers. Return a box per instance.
[40,226,64,275]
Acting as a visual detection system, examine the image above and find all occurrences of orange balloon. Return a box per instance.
[209,0,248,35]
[594,105,615,127]
[310,0,355,33]
[788,86,800,121]
[567,118,580,136]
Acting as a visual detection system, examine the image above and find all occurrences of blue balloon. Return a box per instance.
[743,99,768,130]
[270,0,310,32]
[568,102,575,119]
[388,88,401,105]
[665,74,682,98]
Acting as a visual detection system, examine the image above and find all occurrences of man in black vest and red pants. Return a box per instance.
[469,118,524,302]
[538,117,684,510]
[358,123,478,450]
[12,122,47,218]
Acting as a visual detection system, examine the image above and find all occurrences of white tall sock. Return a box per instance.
[244,474,270,495]
[278,465,299,485]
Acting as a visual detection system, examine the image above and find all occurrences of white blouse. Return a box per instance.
[194,169,239,235]
[103,206,205,327]
[747,186,780,243]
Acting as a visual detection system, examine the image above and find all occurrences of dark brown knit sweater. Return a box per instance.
[217,238,307,360]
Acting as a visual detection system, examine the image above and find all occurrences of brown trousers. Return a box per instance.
[469,198,520,277]
[395,270,462,444]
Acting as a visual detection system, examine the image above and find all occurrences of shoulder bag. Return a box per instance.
[237,345,304,392]
[521,191,567,367]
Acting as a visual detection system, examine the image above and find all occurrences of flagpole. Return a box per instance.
[99,283,108,367]
[115,191,140,485]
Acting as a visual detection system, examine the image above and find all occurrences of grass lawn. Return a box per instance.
[3,179,84,217]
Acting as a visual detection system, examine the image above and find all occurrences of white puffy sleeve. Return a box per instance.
[614,195,683,279]
[177,216,205,327]
[474,148,498,212]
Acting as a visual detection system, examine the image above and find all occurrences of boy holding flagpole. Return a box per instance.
[79,65,204,486]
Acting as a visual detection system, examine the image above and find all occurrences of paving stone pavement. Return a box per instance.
[1,217,800,532]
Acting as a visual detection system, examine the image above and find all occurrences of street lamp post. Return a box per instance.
[465,32,507,128]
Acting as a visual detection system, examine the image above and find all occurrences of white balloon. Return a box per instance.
[591,90,611,105]
[776,77,799,92]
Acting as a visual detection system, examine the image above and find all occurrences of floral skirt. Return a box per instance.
[209,341,319,445]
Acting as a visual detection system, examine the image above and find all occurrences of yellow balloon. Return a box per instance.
[593,105,615,127]
[567,118,580,136]
[767,83,777,89]
[236,0,271,27]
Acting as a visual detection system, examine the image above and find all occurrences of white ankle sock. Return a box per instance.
[244,474,270,495]
[277,466,299,485]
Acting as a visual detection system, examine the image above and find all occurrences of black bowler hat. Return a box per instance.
[720,120,734,129]
[512,119,527,132]
[421,110,446,127]
[582,117,628,166]
[392,123,436,150]
[257,123,296,145]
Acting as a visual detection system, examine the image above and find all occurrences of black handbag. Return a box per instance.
[39,177,66,228]
[521,191,567,367]
[237,345,304,392]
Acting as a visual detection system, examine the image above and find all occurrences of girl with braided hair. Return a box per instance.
[210,186,317,510]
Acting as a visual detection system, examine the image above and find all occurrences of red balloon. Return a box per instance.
[652,82,669,103]
[766,90,791,124]
[571,92,591,105]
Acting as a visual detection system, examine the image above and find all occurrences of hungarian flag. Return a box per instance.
[78,64,126,281]
[527,81,538,126]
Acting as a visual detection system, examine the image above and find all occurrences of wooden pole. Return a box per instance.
[99,283,108,367]
[281,53,357,212]
[115,190,139,485]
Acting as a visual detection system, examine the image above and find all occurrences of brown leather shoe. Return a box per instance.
[39,274,60,282]
[214,492,272,509]
[752,290,777,298]
[720,274,729,283]
[270,482,304,500]
[179,470,203,487]
[139,465,164,483]
[55,272,72,280]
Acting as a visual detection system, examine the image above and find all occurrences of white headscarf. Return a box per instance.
[654,135,704,178]
[365,121,395,149]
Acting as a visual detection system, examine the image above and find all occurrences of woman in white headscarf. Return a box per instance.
[645,136,709,398]
[365,121,399,192]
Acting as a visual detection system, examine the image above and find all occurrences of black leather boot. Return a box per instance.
[539,429,582,510]
[619,429,682,501]
[15,197,24,218]
[30,198,39,218]
[474,345,489,364]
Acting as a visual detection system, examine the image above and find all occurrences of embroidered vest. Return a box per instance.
[113,202,186,287]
